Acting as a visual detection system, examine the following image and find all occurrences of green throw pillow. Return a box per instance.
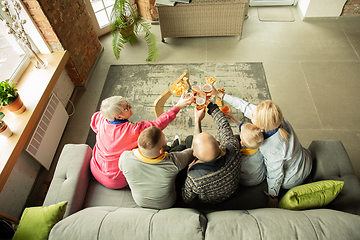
[278,180,344,210]
[12,201,68,240]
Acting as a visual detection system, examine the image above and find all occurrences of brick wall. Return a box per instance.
[136,0,158,21]
[342,0,360,16]
[22,0,102,87]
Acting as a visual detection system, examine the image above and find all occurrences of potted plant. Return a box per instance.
[0,112,13,138]
[0,79,26,114]
[110,0,158,62]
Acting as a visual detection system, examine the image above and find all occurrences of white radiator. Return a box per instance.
[26,93,69,170]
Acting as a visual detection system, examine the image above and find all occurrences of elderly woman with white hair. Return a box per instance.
[90,95,193,189]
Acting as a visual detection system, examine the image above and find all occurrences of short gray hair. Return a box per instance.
[100,96,127,120]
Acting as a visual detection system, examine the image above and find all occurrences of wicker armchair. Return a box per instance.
[156,0,248,42]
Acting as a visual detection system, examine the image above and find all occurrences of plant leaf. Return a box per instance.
[112,31,127,60]
[138,20,158,62]
[144,31,158,62]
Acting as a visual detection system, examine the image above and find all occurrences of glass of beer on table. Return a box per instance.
[202,83,213,100]
[195,91,206,110]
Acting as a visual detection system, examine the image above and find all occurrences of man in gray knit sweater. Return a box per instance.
[182,102,242,204]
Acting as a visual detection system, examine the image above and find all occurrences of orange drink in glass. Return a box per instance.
[192,85,201,95]
[221,105,230,116]
[202,83,213,100]
[195,91,206,110]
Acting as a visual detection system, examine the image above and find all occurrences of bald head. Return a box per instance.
[193,132,220,162]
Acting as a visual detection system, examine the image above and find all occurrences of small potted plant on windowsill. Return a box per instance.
[0,112,13,138]
[0,79,26,114]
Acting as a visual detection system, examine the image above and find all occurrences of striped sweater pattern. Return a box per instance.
[182,106,241,204]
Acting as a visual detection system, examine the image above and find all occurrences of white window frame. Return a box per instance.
[0,0,51,82]
[85,0,114,37]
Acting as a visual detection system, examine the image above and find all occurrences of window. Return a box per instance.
[90,0,115,28]
[0,9,27,81]
[0,0,51,82]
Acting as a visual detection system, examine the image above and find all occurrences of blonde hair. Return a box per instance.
[100,96,127,121]
[253,100,290,141]
[240,123,264,149]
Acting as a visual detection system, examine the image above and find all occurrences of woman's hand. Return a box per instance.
[212,87,224,99]
[176,93,195,109]
[227,107,234,118]
[226,107,240,124]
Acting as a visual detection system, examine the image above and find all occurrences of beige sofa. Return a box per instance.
[156,0,248,42]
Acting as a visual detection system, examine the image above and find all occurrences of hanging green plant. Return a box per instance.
[110,0,158,62]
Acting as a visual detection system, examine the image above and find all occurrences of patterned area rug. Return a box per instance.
[86,62,271,147]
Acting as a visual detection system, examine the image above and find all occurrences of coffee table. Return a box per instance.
[151,65,244,118]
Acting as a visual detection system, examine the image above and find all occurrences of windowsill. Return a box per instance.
[0,51,69,192]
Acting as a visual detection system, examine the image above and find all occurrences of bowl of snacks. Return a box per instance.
[169,80,189,96]
[206,76,216,85]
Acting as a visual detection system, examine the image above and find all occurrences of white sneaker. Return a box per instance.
[169,135,181,147]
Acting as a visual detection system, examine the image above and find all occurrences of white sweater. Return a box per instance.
[224,94,312,196]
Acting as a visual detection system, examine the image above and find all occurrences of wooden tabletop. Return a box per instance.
[0,51,69,192]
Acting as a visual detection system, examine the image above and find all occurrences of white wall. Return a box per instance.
[297,0,347,19]
[52,70,75,109]
[298,0,310,16]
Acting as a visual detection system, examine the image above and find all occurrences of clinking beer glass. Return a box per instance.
[195,91,206,110]
[202,83,213,100]
[183,90,194,100]
[192,83,201,95]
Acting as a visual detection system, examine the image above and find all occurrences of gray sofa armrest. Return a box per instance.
[308,140,360,215]
[43,144,92,218]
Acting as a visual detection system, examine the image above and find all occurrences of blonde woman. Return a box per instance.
[214,90,312,207]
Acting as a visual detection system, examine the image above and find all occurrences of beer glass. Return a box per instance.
[202,83,213,100]
[191,82,201,95]
[196,91,206,110]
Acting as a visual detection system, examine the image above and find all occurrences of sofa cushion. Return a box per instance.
[49,207,206,240]
[205,208,360,240]
[308,140,360,215]
[82,176,138,208]
[13,201,68,240]
[278,180,345,210]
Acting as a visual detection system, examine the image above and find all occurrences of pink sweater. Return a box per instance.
[90,106,180,189]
